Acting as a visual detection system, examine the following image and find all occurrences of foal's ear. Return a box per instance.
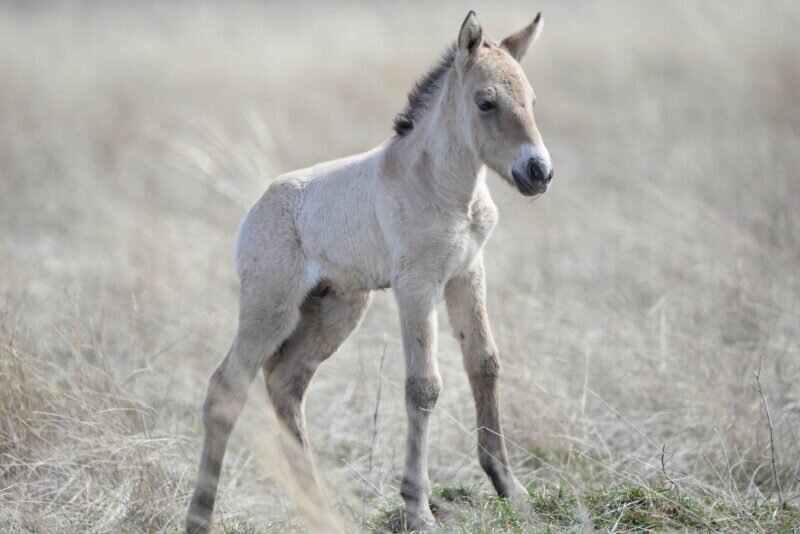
[501,13,544,62]
[458,11,483,54]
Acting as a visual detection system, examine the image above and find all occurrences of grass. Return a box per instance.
[371,485,800,533]
[1,0,799,532]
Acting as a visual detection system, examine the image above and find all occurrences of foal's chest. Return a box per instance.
[443,196,498,278]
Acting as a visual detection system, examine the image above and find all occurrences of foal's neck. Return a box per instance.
[413,74,485,211]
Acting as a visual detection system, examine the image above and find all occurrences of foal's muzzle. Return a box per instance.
[512,157,553,197]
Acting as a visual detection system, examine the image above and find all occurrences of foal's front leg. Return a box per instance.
[445,261,529,507]
[394,278,442,531]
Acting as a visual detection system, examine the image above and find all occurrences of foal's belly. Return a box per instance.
[300,189,495,295]
[301,220,393,293]
[314,255,392,292]
[307,225,487,294]
[315,238,479,295]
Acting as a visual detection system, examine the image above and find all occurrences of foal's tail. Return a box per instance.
[232,213,248,277]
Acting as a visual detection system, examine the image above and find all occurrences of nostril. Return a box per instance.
[546,169,554,183]
[527,158,542,182]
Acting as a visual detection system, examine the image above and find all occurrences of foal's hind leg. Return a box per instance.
[445,261,529,508]
[264,289,371,446]
[186,276,305,534]
[263,289,371,496]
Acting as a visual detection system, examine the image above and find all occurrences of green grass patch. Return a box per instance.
[528,485,578,527]
[433,484,477,504]
[371,484,799,532]
[583,486,708,531]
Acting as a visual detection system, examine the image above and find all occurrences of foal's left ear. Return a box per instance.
[501,13,544,62]
[458,11,483,54]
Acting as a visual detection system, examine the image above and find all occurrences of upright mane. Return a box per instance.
[392,43,456,136]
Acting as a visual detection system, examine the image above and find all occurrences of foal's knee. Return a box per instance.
[467,352,500,383]
[405,375,442,411]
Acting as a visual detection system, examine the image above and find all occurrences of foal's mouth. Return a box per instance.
[511,170,548,197]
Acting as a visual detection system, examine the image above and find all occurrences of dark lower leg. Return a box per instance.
[468,359,526,500]
[187,351,256,533]
[264,357,341,529]
[401,375,441,529]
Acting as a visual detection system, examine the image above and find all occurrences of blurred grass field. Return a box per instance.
[1,1,799,531]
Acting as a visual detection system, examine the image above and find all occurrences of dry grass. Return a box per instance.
[1,1,799,532]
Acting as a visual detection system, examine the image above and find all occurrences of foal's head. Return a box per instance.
[456,11,553,196]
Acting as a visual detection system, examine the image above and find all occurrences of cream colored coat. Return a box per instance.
[188,10,552,533]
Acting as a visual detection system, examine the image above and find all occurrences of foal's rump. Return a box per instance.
[234,177,305,279]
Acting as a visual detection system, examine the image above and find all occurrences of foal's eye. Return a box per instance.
[477,100,497,112]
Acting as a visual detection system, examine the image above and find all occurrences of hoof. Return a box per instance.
[403,506,436,532]
[186,492,214,534]
[185,517,211,534]
[506,480,532,517]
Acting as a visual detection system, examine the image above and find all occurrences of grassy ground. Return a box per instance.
[376,484,800,533]
[216,483,800,533]
[1,1,799,532]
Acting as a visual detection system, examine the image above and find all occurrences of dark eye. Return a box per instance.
[477,100,497,112]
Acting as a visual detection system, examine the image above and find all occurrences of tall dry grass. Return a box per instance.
[1,1,798,531]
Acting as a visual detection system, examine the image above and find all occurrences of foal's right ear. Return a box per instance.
[501,13,544,62]
[458,11,483,54]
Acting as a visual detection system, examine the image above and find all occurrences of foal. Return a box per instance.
[187,11,552,532]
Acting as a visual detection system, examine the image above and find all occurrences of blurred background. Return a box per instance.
[1,1,798,531]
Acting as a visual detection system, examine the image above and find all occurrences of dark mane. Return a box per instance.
[392,43,456,136]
